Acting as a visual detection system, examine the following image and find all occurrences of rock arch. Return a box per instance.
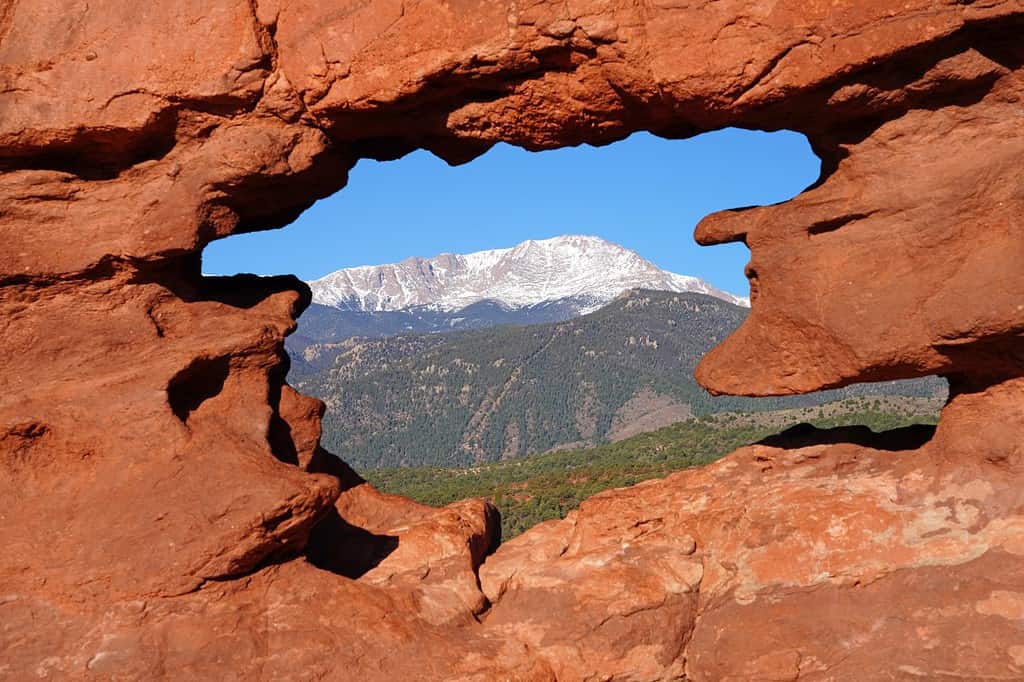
[0,1,1022,678]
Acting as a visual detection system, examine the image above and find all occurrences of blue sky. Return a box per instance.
[203,128,819,296]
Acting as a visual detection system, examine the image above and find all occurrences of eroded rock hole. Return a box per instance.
[758,421,936,451]
[305,510,400,579]
[167,355,231,423]
[202,128,943,541]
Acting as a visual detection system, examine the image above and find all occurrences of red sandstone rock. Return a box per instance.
[480,378,1024,679]
[1,0,1023,679]
[695,70,1024,396]
[307,452,501,624]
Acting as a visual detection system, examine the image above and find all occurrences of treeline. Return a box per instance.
[365,402,940,539]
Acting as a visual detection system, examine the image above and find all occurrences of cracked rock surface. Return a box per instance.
[1,0,1022,679]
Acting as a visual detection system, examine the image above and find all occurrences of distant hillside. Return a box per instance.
[296,290,945,469]
[286,298,585,377]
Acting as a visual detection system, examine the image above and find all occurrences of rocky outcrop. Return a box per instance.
[481,378,1024,679]
[1,0,1022,679]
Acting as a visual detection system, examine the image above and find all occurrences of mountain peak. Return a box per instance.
[532,234,614,245]
[307,235,748,312]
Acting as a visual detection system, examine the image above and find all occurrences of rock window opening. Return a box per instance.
[202,128,944,541]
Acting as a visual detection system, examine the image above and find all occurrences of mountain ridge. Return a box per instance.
[307,235,749,313]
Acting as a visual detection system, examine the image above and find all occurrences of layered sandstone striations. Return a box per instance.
[1,0,1022,679]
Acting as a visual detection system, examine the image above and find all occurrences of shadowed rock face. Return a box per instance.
[1,1,1022,679]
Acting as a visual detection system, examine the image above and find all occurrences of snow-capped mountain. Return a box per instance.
[307,235,748,313]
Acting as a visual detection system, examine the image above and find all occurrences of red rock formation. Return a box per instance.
[1,0,1022,679]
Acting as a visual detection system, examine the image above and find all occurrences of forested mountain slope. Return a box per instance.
[286,297,586,377]
[296,291,944,469]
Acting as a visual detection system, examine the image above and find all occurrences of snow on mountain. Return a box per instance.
[307,235,749,314]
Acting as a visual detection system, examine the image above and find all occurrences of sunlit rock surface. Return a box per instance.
[0,0,1022,678]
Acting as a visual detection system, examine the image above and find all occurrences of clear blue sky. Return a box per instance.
[203,128,819,296]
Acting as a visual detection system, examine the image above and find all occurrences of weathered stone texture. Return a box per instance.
[1,0,1022,679]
